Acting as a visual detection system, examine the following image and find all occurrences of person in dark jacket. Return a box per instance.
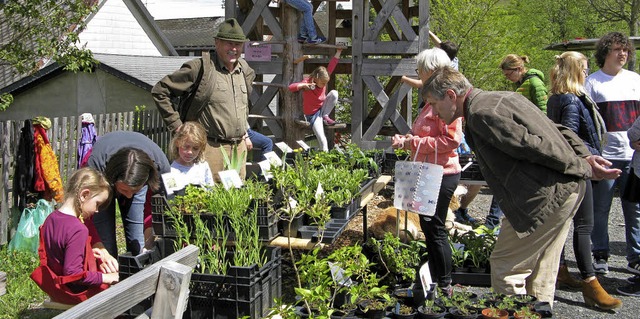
[84,131,170,271]
[547,51,621,310]
[423,66,620,306]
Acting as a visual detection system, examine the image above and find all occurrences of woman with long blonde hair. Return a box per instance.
[547,51,620,310]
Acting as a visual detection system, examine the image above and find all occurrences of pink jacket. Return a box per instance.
[409,104,463,175]
[288,57,339,115]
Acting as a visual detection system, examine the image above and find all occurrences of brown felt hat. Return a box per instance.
[215,18,248,42]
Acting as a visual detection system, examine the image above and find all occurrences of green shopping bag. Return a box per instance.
[8,199,54,253]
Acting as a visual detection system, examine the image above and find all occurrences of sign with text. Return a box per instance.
[244,43,271,61]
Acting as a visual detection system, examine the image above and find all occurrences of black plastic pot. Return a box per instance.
[416,305,446,319]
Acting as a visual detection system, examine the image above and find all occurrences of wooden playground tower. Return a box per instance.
[228,0,430,150]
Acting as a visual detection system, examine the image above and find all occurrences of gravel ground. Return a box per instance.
[461,187,635,319]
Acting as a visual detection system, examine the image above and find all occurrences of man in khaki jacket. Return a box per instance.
[152,18,255,181]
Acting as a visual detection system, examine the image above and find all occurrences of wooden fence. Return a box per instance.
[0,109,169,245]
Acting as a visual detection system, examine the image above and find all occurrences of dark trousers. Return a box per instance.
[560,181,595,279]
[484,197,504,229]
[419,173,460,287]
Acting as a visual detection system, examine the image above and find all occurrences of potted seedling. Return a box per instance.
[392,303,417,319]
[514,307,542,319]
[481,307,509,319]
[513,294,538,308]
[417,298,446,319]
[448,298,478,319]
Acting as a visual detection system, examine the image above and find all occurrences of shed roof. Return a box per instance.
[0,53,194,95]
[155,17,223,50]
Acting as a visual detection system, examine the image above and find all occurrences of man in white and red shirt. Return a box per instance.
[584,32,640,297]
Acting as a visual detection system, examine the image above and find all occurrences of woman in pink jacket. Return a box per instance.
[392,48,462,295]
[289,49,342,151]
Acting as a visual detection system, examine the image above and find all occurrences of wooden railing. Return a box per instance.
[54,245,198,319]
[0,109,170,245]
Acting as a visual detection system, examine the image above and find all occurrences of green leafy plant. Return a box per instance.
[421,298,445,314]
[514,307,541,319]
[221,143,247,174]
[366,232,421,284]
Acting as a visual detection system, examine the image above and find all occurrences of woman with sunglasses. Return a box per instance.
[500,54,549,113]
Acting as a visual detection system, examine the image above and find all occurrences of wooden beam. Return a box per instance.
[362,41,421,55]
[268,236,325,250]
[54,245,199,319]
[253,81,288,88]
[302,43,348,50]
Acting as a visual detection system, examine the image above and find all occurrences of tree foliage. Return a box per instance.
[0,0,98,76]
[428,0,633,91]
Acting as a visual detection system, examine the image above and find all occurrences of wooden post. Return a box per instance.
[150,261,192,319]
[0,121,9,245]
[280,4,305,147]
[351,1,364,146]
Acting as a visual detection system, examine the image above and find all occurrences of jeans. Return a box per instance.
[591,159,640,263]
[560,181,595,279]
[93,185,148,257]
[484,197,503,229]
[247,128,273,162]
[305,90,338,151]
[419,173,460,287]
[284,0,318,39]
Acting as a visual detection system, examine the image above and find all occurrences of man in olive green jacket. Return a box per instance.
[152,18,255,181]
[423,67,621,305]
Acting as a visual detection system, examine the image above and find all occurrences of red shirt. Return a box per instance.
[288,57,339,115]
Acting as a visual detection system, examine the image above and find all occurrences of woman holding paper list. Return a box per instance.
[391,48,462,296]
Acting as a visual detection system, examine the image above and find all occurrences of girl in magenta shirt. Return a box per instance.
[33,167,119,303]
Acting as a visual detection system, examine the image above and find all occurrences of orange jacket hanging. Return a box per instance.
[33,124,64,202]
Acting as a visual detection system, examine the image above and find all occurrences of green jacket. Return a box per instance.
[463,89,591,237]
[516,68,548,113]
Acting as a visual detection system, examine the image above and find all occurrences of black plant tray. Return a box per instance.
[451,271,491,287]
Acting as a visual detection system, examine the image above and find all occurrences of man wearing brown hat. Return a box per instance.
[152,18,255,181]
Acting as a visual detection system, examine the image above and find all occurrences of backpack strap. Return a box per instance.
[182,53,254,122]
[181,52,214,122]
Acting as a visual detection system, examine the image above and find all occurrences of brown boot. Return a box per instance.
[556,264,582,289]
[582,278,622,310]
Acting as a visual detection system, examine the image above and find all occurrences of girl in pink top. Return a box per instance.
[34,167,119,303]
[289,49,342,151]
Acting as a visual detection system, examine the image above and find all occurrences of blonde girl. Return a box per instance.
[289,49,342,151]
[170,121,214,186]
[32,167,118,305]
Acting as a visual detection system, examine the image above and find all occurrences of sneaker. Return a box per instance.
[454,208,477,224]
[626,275,640,284]
[593,259,609,275]
[306,36,326,44]
[617,283,640,297]
[297,36,307,44]
[322,115,336,125]
[628,261,640,275]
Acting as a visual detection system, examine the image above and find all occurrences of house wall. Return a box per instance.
[0,70,155,121]
[79,0,163,56]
